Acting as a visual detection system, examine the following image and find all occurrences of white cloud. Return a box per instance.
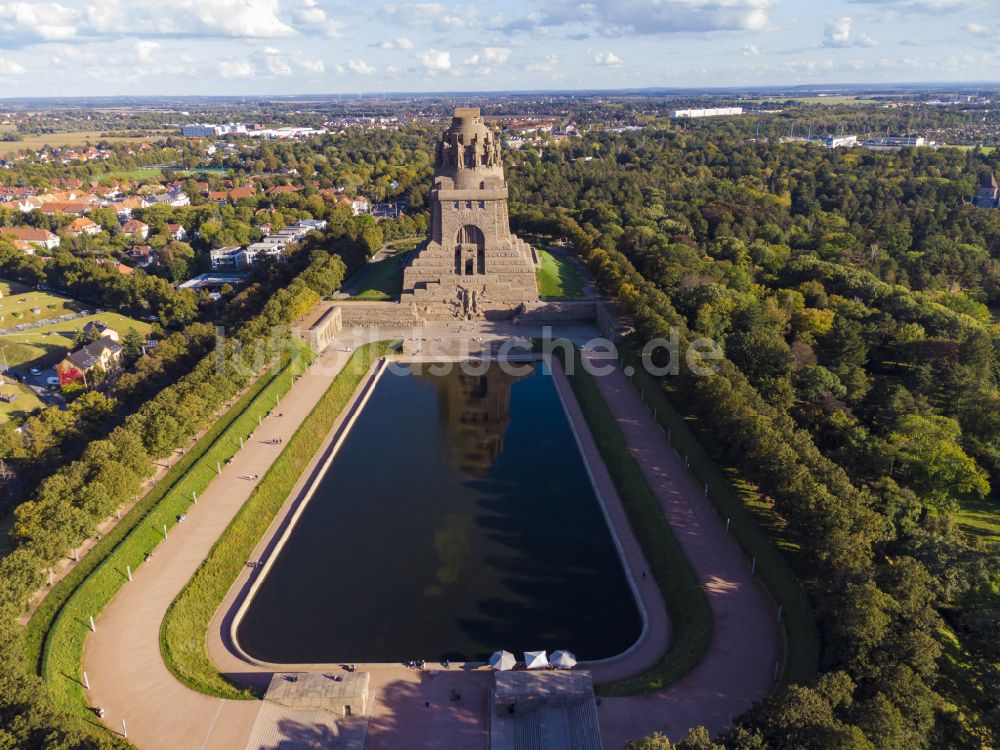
[742,44,760,57]
[593,51,623,66]
[347,58,375,74]
[253,47,293,76]
[823,17,853,47]
[526,53,558,72]
[0,55,24,74]
[483,46,511,64]
[512,0,775,36]
[378,37,414,49]
[0,3,78,44]
[218,60,255,78]
[963,22,989,35]
[387,3,488,29]
[417,48,451,72]
[856,32,878,47]
[462,53,480,65]
[290,0,344,37]
[133,40,159,61]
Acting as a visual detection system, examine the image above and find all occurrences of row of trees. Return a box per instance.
[0,248,346,748]
[513,121,998,748]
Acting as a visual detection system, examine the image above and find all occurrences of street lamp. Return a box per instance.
[0,344,10,385]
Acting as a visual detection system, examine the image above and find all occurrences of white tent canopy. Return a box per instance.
[489,650,516,671]
[550,650,577,669]
[524,650,549,670]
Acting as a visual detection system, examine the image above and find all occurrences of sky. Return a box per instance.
[0,1,997,97]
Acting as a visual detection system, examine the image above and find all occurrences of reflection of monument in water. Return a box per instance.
[401,107,540,320]
[433,365,529,476]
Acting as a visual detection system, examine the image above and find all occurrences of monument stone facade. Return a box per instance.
[401,107,540,319]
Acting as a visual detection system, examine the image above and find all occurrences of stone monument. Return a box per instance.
[401,107,539,320]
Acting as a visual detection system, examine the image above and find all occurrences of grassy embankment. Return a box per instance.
[29,349,311,720]
[536,249,584,300]
[617,343,819,686]
[160,341,393,699]
[0,312,151,370]
[554,344,712,695]
[0,382,44,424]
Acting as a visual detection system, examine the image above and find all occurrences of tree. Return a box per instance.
[889,414,990,509]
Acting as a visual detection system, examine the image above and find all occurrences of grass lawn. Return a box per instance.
[0,288,79,328]
[0,130,169,157]
[554,344,712,696]
[618,342,819,687]
[0,381,44,424]
[0,278,31,297]
[0,313,151,370]
[100,168,165,181]
[536,249,584,300]
[160,341,393,698]
[953,495,1000,545]
[348,252,409,300]
[31,351,312,722]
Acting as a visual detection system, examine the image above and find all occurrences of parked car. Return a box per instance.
[47,377,60,386]
[30,367,41,375]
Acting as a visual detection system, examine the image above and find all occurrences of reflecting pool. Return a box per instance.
[235,361,641,663]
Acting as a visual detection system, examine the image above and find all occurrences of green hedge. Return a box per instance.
[618,342,819,686]
[160,341,393,699]
[35,348,312,718]
[554,344,713,695]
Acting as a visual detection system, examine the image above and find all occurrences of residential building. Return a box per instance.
[177,272,249,294]
[55,336,124,387]
[165,223,187,241]
[66,217,101,236]
[971,173,999,208]
[121,219,149,240]
[0,226,60,249]
[209,246,244,269]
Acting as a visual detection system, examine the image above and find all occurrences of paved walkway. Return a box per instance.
[83,346,356,750]
[80,328,781,750]
[579,350,781,748]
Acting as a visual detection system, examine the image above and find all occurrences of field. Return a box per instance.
[0,127,171,156]
[954,495,1000,545]
[0,381,44,424]
[747,95,868,106]
[100,168,166,180]
[0,288,79,328]
[0,312,152,370]
[536,248,584,299]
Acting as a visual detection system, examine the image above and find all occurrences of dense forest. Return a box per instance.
[0,110,997,748]
[512,126,999,748]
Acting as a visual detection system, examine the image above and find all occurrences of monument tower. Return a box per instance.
[401,107,539,319]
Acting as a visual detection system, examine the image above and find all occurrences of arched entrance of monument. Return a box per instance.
[455,224,485,275]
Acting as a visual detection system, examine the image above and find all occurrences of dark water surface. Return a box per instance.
[236,361,641,663]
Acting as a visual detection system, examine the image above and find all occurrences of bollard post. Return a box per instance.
[239,436,243,448]
[725,517,731,532]
[192,491,197,504]
[122,719,127,738]
[83,671,89,689]
[89,615,95,632]
[162,524,167,539]
[704,483,708,497]
[773,661,780,680]
[258,414,262,426]
[48,570,53,586]
[217,462,222,476]
[751,557,757,574]
[684,455,689,468]
[667,429,671,442]
[126,565,132,582]
[777,605,783,622]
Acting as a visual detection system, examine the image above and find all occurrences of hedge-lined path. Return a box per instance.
[82,345,358,750]
[579,349,782,749]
